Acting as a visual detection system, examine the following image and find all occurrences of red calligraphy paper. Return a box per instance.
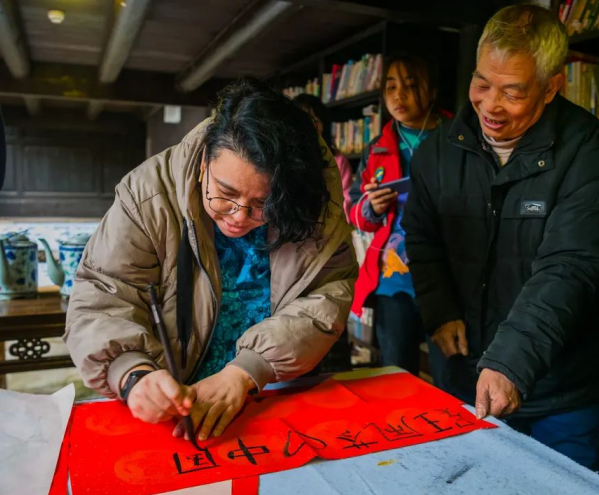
[67,371,495,495]
[48,417,72,495]
[266,376,489,460]
[338,370,464,407]
[68,404,314,495]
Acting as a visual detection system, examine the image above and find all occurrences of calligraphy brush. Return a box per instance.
[147,284,202,451]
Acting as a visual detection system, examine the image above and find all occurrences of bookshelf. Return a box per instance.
[558,0,599,38]
[570,30,599,44]
[569,31,599,58]
[558,1,599,117]
[275,21,460,167]
[562,49,599,116]
[325,90,379,109]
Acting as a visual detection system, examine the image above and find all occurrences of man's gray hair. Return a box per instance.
[478,4,569,85]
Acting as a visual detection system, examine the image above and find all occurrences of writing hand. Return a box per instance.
[365,177,398,216]
[125,368,196,423]
[173,365,255,441]
[475,368,521,419]
[431,319,468,358]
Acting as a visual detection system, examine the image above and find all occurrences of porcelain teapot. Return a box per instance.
[0,231,38,300]
[39,232,91,298]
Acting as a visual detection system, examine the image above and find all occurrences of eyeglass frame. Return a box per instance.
[204,164,266,222]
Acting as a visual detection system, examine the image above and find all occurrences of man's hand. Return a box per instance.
[475,368,521,419]
[365,177,398,216]
[124,367,196,424]
[173,365,255,441]
[431,319,468,358]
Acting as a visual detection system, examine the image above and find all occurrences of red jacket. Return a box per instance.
[350,112,451,316]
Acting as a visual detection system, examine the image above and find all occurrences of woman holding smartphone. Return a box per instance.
[349,53,451,373]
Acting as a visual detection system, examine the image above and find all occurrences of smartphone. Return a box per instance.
[373,177,411,195]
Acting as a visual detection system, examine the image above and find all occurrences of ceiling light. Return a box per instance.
[120,1,127,6]
[47,10,65,24]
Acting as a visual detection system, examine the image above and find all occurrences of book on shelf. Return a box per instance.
[331,104,382,155]
[335,60,353,101]
[560,58,599,116]
[282,77,320,99]
[560,0,599,36]
[322,54,382,104]
[329,63,343,103]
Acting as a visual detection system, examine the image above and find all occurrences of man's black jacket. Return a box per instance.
[404,95,599,417]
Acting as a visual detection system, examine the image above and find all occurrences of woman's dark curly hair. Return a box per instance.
[203,79,330,250]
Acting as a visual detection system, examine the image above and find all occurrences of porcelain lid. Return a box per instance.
[0,231,36,246]
[60,232,92,246]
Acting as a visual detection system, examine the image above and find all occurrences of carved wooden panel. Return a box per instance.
[9,338,51,360]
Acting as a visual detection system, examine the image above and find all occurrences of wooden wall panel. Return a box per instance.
[2,145,17,193]
[102,148,132,195]
[23,146,96,193]
[0,108,145,218]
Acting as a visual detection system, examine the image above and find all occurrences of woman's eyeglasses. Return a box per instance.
[204,166,265,222]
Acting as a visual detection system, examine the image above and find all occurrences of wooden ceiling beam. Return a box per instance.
[284,0,495,27]
[0,62,226,107]
[286,0,438,23]
[177,0,297,92]
[99,0,152,84]
[0,0,30,78]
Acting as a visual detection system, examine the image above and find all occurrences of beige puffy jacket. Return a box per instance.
[65,119,358,398]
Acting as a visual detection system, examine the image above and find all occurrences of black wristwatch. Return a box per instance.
[120,370,154,404]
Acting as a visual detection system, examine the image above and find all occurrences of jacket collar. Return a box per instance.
[373,120,400,156]
[448,97,559,155]
[375,109,453,156]
[176,118,211,224]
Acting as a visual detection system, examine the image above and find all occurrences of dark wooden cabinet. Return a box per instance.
[0,107,146,217]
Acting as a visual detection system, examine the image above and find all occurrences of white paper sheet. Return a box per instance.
[0,384,75,495]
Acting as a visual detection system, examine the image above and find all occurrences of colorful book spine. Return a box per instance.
[561,58,599,117]
[282,77,320,99]
[322,54,382,103]
[568,0,587,34]
[559,0,599,34]
[330,105,382,155]
[329,64,342,102]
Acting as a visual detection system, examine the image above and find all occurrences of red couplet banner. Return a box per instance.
[64,371,495,495]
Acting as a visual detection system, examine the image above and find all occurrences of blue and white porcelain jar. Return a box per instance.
[0,232,38,300]
[58,234,91,298]
[40,232,91,299]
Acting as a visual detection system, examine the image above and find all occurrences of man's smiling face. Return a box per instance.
[469,44,560,141]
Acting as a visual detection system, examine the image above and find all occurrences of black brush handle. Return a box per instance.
[147,284,202,450]
[148,284,180,381]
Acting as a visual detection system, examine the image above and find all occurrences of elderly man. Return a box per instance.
[404,5,599,470]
